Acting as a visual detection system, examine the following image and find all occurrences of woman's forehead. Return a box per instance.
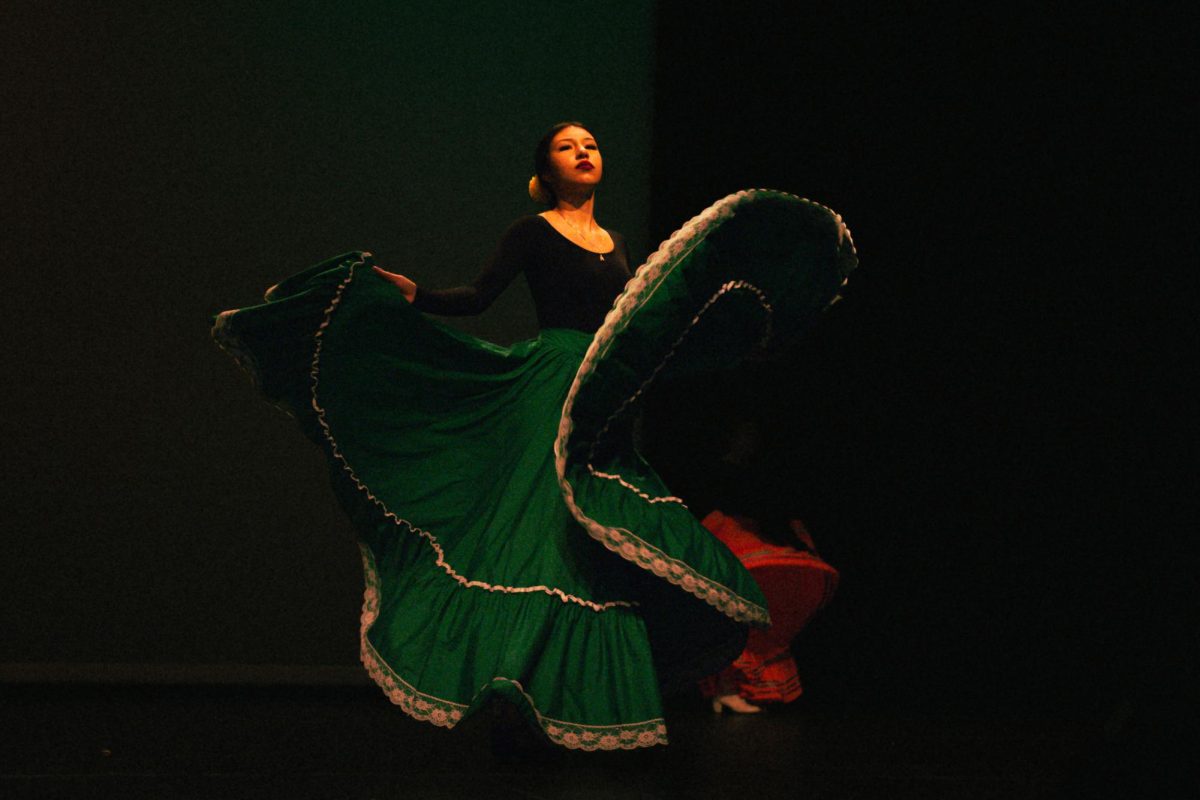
[552,126,596,144]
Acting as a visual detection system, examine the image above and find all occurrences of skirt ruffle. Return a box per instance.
[212,189,856,749]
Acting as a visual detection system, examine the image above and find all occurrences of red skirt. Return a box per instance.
[697,511,839,703]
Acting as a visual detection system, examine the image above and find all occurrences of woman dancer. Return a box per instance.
[212,121,857,751]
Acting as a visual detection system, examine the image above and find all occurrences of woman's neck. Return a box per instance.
[553,191,597,227]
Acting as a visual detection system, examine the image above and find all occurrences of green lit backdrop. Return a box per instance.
[1,1,655,672]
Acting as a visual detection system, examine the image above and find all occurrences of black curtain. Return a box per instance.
[645,2,1192,720]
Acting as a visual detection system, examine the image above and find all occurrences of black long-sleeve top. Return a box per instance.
[412,215,633,335]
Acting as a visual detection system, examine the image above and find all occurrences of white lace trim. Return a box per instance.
[540,714,668,750]
[301,255,636,613]
[359,549,469,727]
[555,189,855,626]
[587,470,685,504]
[358,544,668,750]
[583,278,775,508]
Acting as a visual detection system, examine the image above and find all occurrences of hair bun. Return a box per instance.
[528,175,551,206]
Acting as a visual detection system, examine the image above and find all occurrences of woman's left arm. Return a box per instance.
[404,218,534,316]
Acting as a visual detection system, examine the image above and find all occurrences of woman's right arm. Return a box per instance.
[374,218,533,315]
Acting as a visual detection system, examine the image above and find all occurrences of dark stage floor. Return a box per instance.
[0,683,1173,799]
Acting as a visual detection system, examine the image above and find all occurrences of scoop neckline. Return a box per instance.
[535,214,615,256]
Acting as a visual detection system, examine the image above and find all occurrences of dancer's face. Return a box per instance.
[544,126,602,194]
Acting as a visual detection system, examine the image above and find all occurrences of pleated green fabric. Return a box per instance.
[213,189,856,750]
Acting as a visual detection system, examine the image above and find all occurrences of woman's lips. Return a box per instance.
[575,162,594,170]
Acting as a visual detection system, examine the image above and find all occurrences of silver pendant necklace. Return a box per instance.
[556,210,605,260]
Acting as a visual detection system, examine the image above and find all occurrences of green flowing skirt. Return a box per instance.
[212,189,857,750]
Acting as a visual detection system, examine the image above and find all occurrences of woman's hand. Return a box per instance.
[372,265,417,303]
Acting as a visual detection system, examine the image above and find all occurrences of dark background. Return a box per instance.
[644,3,1191,725]
[2,0,1190,735]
